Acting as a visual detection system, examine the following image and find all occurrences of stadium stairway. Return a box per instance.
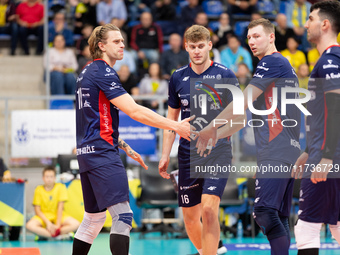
[0,55,45,153]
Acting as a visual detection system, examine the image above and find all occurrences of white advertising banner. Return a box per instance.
[11,110,76,158]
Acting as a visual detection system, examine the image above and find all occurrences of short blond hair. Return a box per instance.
[184,25,211,43]
[88,24,120,60]
[248,18,275,35]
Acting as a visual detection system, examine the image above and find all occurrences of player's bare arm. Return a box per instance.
[159,107,181,179]
[118,137,148,170]
[111,94,191,141]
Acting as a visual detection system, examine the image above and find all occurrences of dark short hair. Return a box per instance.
[311,1,340,34]
[43,166,56,176]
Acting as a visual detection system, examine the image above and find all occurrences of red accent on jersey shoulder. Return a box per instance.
[321,95,328,150]
[99,91,114,146]
[265,82,283,142]
[325,45,340,51]
[93,58,110,66]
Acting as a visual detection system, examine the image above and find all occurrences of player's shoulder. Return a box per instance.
[172,64,190,80]
[323,45,340,58]
[91,60,119,80]
[174,64,190,74]
[212,62,230,71]
[262,52,291,68]
[319,46,340,65]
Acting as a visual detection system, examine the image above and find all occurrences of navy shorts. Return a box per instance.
[80,162,129,213]
[254,160,295,217]
[178,149,231,207]
[298,177,340,225]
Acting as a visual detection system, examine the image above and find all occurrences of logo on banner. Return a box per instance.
[15,123,30,145]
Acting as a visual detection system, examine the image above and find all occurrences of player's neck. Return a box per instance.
[101,55,116,68]
[44,183,55,191]
[191,59,212,75]
[260,45,277,60]
[316,35,339,55]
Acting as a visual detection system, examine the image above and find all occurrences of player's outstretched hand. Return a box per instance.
[311,158,332,184]
[176,115,195,141]
[292,152,308,179]
[196,122,217,157]
[158,156,170,179]
[126,147,148,170]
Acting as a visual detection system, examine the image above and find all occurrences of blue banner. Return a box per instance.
[118,112,157,155]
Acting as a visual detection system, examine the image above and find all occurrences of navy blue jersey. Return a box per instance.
[76,59,127,172]
[250,52,301,164]
[168,61,239,154]
[306,45,340,167]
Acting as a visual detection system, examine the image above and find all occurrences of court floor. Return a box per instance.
[1,232,339,255]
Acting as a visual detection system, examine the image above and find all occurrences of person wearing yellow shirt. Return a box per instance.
[307,44,320,72]
[281,36,307,72]
[26,166,80,240]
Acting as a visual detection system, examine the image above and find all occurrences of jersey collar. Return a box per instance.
[189,60,214,68]
[93,58,111,67]
[325,44,340,51]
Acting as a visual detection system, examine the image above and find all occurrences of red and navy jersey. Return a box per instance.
[75,59,127,172]
[168,61,239,154]
[250,52,301,164]
[306,45,340,167]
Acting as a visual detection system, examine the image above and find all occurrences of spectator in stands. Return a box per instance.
[0,0,18,55]
[130,11,163,66]
[74,0,98,35]
[151,0,176,21]
[26,166,80,240]
[297,63,309,96]
[126,0,153,21]
[75,23,93,57]
[48,12,74,47]
[179,0,204,34]
[281,36,306,72]
[227,0,258,17]
[44,34,78,95]
[160,33,189,80]
[16,0,44,55]
[220,35,253,73]
[274,13,296,52]
[286,0,311,52]
[0,157,21,240]
[117,64,140,96]
[0,157,11,182]
[77,45,92,74]
[213,13,235,50]
[96,0,127,28]
[139,62,168,109]
[307,44,319,73]
[235,62,251,91]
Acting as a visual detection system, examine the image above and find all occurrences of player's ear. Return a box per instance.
[98,41,106,52]
[322,19,330,32]
[208,41,212,50]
